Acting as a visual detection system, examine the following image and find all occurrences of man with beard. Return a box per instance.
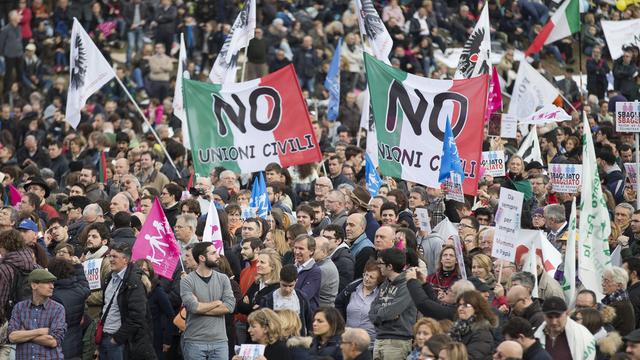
[181,241,236,359]
[80,223,111,319]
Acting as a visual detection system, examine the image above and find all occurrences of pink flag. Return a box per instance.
[132,198,182,279]
[485,66,503,122]
[8,184,22,207]
[202,201,225,255]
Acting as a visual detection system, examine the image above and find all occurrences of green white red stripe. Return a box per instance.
[525,0,580,56]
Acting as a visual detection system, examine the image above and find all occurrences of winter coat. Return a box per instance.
[607,298,635,336]
[523,340,552,360]
[51,264,91,359]
[261,288,313,336]
[613,59,639,99]
[459,319,496,360]
[102,263,156,359]
[287,337,312,360]
[521,300,545,330]
[406,279,455,320]
[111,227,136,248]
[628,281,640,328]
[296,260,321,311]
[369,272,417,340]
[309,334,343,360]
[331,245,355,292]
[236,281,279,315]
[146,280,175,357]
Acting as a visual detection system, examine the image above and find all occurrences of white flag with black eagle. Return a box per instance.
[209,0,256,84]
[173,33,190,149]
[517,125,543,164]
[66,18,115,128]
[355,0,393,64]
[454,3,491,79]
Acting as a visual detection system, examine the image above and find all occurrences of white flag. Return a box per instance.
[209,0,256,84]
[601,19,640,60]
[174,33,190,149]
[516,125,543,164]
[579,112,611,301]
[508,60,559,119]
[355,0,393,64]
[203,200,225,255]
[66,18,115,128]
[454,3,491,79]
[562,198,577,308]
[519,104,572,125]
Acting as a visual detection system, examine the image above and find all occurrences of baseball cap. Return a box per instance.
[28,269,57,283]
[542,296,568,315]
[17,219,38,232]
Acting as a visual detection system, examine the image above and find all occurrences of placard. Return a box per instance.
[83,258,103,290]
[500,114,517,138]
[237,344,266,360]
[414,208,431,233]
[481,151,506,177]
[616,102,640,132]
[444,172,465,203]
[625,163,638,191]
[492,188,523,262]
[549,163,582,193]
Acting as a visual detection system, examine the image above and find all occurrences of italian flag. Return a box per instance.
[183,65,321,176]
[524,0,580,56]
[98,151,108,185]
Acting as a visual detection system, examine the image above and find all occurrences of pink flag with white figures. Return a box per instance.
[485,66,503,122]
[132,198,181,279]
[203,201,225,255]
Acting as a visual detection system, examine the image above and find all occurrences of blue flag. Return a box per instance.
[249,172,271,219]
[365,153,382,196]
[438,117,465,183]
[324,38,342,121]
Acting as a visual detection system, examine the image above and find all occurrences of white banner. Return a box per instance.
[83,258,103,290]
[508,61,560,119]
[519,104,572,125]
[601,19,640,60]
[549,163,582,193]
[481,151,506,177]
[492,188,523,262]
[615,101,640,132]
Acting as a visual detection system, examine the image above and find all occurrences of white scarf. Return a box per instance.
[534,317,597,360]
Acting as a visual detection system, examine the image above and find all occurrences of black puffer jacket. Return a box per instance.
[458,320,496,360]
[103,263,156,359]
[309,334,343,360]
[51,263,91,359]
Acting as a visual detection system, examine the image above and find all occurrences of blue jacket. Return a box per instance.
[296,260,322,312]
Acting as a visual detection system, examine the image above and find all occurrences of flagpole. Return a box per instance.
[241,47,249,82]
[113,69,181,176]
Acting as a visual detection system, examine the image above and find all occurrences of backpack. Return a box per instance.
[4,263,33,318]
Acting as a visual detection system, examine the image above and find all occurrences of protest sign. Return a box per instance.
[83,258,103,290]
[501,114,518,138]
[414,208,432,233]
[616,102,640,132]
[625,163,638,191]
[492,188,523,262]
[444,172,465,203]
[549,163,582,193]
[481,151,506,177]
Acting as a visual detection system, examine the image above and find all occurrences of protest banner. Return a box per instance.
[549,163,582,193]
[615,102,640,132]
[184,65,322,176]
[83,258,103,290]
[365,53,489,195]
[601,19,640,60]
[481,151,506,177]
[492,188,524,262]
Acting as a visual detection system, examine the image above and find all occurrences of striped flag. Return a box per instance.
[516,125,543,164]
[525,0,580,56]
[98,151,108,185]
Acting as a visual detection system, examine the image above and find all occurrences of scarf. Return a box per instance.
[449,316,475,341]
[602,288,629,305]
[84,245,109,260]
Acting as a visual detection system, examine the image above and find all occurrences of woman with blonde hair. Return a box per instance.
[276,309,302,337]
[438,341,468,360]
[236,248,282,316]
[407,318,442,360]
[232,308,292,360]
[471,254,496,289]
[265,229,289,257]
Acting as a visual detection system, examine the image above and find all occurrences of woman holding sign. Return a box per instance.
[232,308,292,360]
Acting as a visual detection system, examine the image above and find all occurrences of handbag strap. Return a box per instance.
[100,276,123,323]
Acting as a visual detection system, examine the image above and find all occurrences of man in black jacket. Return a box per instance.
[623,257,640,328]
[502,317,552,360]
[99,243,155,359]
[323,224,355,292]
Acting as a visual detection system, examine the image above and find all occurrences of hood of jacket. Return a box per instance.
[598,331,623,356]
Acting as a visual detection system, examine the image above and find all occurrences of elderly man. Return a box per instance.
[625,329,640,360]
[175,214,199,254]
[534,297,596,360]
[0,10,24,90]
[494,340,523,360]
[313,236,339,307]
[616,203,635,237]
[16,134,51,169]
[109,192,131,216]
[345,213,375,279]
[373,226,395,253]
[218,170,239,194]
[326,190,348,228]
[602,266,636,336]
[313,177,333,202]
[544,204,568,252]
[507,285,545,329]
[340,328,372,360]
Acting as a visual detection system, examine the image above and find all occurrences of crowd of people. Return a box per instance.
[1,0,640,359]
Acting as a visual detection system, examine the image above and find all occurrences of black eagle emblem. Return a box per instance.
[236,0,251,29]
[458,28,490,78]
[70,35,87,90]
[359,0,385,40]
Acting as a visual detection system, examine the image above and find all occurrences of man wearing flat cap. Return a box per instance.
[624,328,640,359]
[8,269,67,359]
[533,296,596,360]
